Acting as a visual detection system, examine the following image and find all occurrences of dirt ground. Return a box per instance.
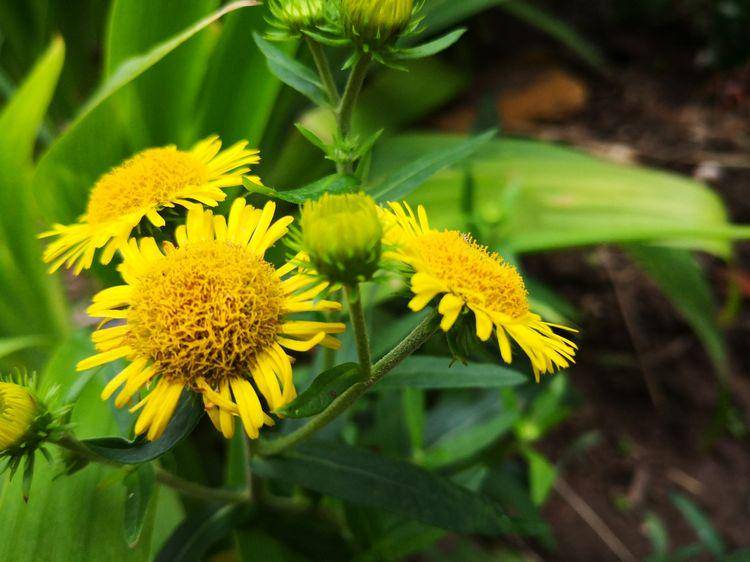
[430,6,750,560]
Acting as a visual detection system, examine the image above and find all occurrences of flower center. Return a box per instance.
[411,231,529,318]
[127,241,284,386]
[85,147,208,225]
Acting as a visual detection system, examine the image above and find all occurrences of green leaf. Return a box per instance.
[670,493,725,557]
[371,135,745,257]
[104,0,220,147]
[124,464,156,548]
[244,174,358,204]
[379,356,528,389]
[352,520,444,562]
[396,28,467,60]
[422,410,518,468]
[276,363,364,418]
[643,511,669,558]
[81,391,204,464]
[195,7,292,144]
[33,1,258,224]
[155,505,248,562]
[0,37,69,341]
[627,246,728,377]
[0,336,48,361]
[253,32,328,107]
[236,528,310,562]
[402,388,426,453]
[251,440,538,536]
[524,448,557,505]
[368,130,496,201]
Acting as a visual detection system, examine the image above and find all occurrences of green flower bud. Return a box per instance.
[269,0,326,36]
[341,0,414,47]
[301,192,383,285]
[0,382,38,452]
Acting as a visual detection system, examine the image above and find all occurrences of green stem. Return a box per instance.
[344,284,372,379]
[255,310,440,456]
[305,37,339,106]
[53,435,250,504]
[338,53,370,140]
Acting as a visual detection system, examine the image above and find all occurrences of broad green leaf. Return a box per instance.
[524,448,557,505]
[195,7,293,144]
[379,355,528,389]
[352,520,445,562]
[244,174,358,204]
[276,363,364,418]
[81,391,204,464]
[368,130,496,201]
[370,135,746,257]
[155,505,248,562]
[670,493,725,557]
[104,0,219,147]
[422,410,517,468]
[396,28,467,60]
[253,33,328,107]
[0,37,68,341]
[124,464,156,548]
[251,440,538,536]
[33,1,258,224]
[627,246,728,377]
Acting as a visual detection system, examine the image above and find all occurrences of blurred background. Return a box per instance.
[0,1,749,560]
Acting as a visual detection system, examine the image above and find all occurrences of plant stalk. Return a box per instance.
[255,310,440,456]
[344,284,372,379]
[305,37,339,106]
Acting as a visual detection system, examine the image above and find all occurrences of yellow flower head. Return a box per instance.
[0,383,37,452]
[40,136,261,274]
[77,200,344,441]
[383,202,577,380]
[300,192,383,285]
[341,0,414,46]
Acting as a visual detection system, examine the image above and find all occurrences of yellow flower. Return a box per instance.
[382,202,577,380]
[300,192,383,285]
[0,383,37,452]
[40,136,261,274]
[76,199,344,441]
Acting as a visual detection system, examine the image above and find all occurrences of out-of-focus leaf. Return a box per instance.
[524,448,557,505]
[236,528,310,562]
[276,363,364,418]
[33,1,258,224]
[124,464,156,548]
[643,511,669,558]
[627,246,728,376]
[0,37,68,341]
[402,388,426,453]
[155,505,248,562]
[396,28,466,60]
[670,493,725,557]
[253,33,327,107]
[195,7,291,144]
[104,0,219,147]
[368,130,496,201]
[352,520,445,562]
[244,174,358,204]
[81,391,204,464]
[370,135,746,257]
[252,440,538,535]
[379,356,528,389]
[422,410,517,468]
[0,336,48,361]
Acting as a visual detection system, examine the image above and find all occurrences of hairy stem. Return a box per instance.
[53,435,250,504]
[255,310,440,456]
[305,37,339,106]
[344,284,372,379]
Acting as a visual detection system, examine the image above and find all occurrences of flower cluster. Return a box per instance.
[40,137,577,443]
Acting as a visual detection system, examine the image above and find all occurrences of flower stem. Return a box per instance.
[338,53,370,140]
[255,310,440,456]
[305,37,339,106]
[53,435,250,504]
[344,284,372,379]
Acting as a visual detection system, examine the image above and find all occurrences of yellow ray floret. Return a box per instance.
[382,202,577,380]
[40,136,263,274]
[77,199,344,441]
